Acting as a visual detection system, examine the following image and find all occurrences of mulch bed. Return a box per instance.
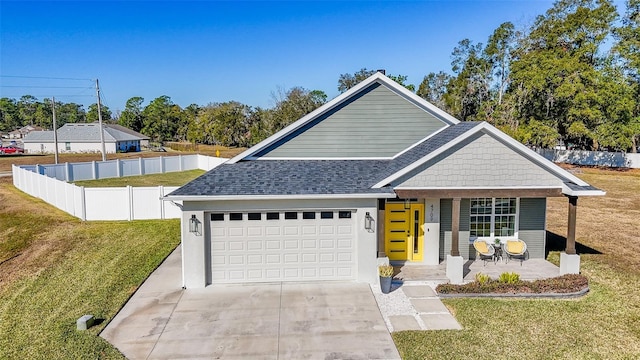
[436,274,589,298]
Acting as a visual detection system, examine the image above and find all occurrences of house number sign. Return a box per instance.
[429,204,434,222]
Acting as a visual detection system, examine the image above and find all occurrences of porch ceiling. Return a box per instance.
[394,187,564,199]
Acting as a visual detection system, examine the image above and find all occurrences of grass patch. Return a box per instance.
[0,178,180,359]
[72,169,205,187]
[394,167,640,359]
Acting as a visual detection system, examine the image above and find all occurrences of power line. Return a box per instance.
[0,85,94,89]
[0,75,93,81]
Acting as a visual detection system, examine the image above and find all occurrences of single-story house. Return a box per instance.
[165,72,604,288]
[105,124,150,148]
[9,125,44,139]
[23,123,144,154]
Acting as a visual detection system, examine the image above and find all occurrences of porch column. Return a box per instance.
[451,197,461,256]
[446,197,463,284]
[560,196,580,275]
[566,196,577,254]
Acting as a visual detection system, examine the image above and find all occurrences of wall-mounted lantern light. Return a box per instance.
[189,214,200,234]
[404,199,410,210]
[364,212,374,232]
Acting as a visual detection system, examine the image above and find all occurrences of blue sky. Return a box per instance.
[1,1,564,112]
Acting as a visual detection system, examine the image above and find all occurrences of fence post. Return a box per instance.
[65,162,71,182]
[80,186,87,221]
[117,159,122,178]
[160,156,165,174]
[127,185,133,221]
[139,157,144,176]
[179,155,183,171]
[159,185,165,219]
[92,161,97,179]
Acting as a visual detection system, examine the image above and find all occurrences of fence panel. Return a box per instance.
[163,156,181,172]
[121,159,141,177]
[69,162,95,181]
[535,148,640,168]
[143,157,162,174]
[84,188,129,221]
[131,187,163,220]
[96,160,118,179]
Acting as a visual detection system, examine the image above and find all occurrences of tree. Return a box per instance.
[249,87,327,145]
[119,96,145,132]
[509,0,617,146]
[417,72,451,110]
[86,103,112,123]
[444,39,492,121]
[614,0,640,151]
[141,96,182,142]
[205,101,251,147]
[484,22,517,105]
[0,98,20,131]
[337,68,415,92]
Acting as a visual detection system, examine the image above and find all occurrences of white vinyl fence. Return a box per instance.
[12,154,227,221]
[535,148,640,169]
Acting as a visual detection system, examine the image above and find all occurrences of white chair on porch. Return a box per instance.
[473,240,495,266]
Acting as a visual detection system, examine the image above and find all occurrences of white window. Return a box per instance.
[470,198,518,239]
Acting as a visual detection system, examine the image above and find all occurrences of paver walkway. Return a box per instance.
[371,281,462,332]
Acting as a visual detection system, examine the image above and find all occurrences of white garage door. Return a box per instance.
[209,210,356,283]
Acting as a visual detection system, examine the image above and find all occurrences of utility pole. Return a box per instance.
[52,96,59,164]
[96,79,107,162]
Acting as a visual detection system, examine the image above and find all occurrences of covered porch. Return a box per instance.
[391,258,561,283]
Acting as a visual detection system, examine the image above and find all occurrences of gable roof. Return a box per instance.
[167,121,604,200]
[23,123,142,143]
[229,72,460,163]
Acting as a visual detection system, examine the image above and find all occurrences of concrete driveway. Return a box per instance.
[101,247,400,359]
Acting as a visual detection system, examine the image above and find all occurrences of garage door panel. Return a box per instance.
[265,226,281,236]
[319,225,335,235]
[266,254,281,263]
[228,227,244,237]
[283,253,299,263]
[284,226,299,236]
[337,239,353,248]
[302,239,318,249]
[210,210,356,283]
[247,254,263,264]
[284,239,299,249]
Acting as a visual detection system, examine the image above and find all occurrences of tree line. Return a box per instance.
[1,0,638,152]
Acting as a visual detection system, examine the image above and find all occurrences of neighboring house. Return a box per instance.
[23,123,143,154]
[9,125,43,139]
[105,124,150,148]
[165,72,604,288]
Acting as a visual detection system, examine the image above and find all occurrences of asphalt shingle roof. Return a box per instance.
[23,123,143,143]
[169,122,483,197]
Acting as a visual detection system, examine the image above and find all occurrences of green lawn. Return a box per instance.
[72,169,205,187]
[0,179,180,359]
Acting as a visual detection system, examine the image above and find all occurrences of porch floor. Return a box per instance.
[391,258,560,283]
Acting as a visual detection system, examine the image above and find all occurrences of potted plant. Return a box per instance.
[379,264,394,294]
[494,238,501,247]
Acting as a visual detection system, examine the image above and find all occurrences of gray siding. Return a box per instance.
[440,198,547,260]
[519,198,547,259]
[439,199,471,260]
[397,132,563,188]
[261,83,447,158]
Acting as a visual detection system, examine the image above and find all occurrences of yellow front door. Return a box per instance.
[385,202,424,261]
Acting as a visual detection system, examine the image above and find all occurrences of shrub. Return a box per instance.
[378,265,394,277]
[498,272,521,284]
[475,272,491,284]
